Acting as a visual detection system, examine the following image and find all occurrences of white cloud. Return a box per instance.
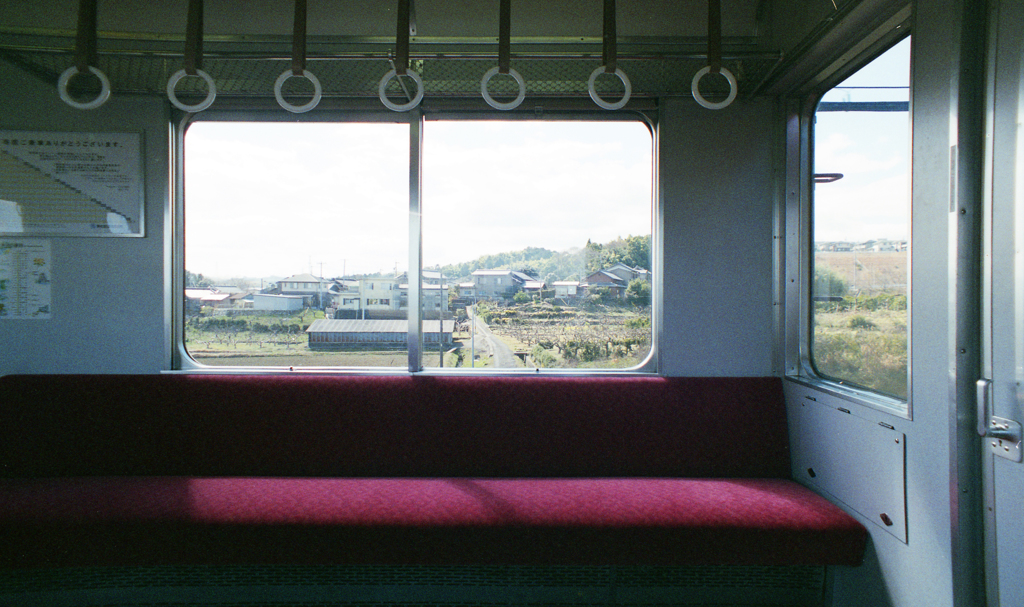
[813,112,910,243]
[185,120,652,280]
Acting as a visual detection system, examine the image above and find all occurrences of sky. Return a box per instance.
[185,120,653,280]
[813,36,911,243]
[184,36,909,281]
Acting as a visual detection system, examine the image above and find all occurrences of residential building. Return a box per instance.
[469,269,539,301]
[552,281,581,301]
[276,273,333,308]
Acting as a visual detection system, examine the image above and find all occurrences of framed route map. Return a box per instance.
[0,239,51,320]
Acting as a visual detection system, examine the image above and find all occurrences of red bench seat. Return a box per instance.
[0,374,867,570]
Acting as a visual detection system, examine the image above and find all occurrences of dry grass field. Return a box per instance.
[816,251,907,295]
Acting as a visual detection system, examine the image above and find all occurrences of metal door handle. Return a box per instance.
[977,378,1023,462]
[977,379,991,437]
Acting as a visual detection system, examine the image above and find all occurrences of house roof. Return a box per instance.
[201,293,232,303]
[472,269,539,284]
[306,319,455,334]
[397,283,448,291]
[585,270,628,286]
[281,273,326,283]
[184,289,215,300]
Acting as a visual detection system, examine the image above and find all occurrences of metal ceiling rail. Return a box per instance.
[0,29,771,62]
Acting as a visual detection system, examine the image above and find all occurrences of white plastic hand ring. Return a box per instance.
[691,66,737,110]
[167,69,217,113]
[481,67,526,111]
[57,65,111,110]
[378,69,424,112]
[588,66,631,110]
[275,69,323,113]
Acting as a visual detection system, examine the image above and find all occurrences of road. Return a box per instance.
[467,306,522,369]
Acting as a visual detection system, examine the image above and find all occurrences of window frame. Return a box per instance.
[784,31,913,419]
[170,103,659,375]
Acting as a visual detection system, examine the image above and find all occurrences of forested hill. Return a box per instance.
[439,235,651,284]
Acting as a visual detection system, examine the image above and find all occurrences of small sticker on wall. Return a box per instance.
[0,239,51,319]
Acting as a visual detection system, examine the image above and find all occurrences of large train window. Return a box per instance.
[181,118,653,371]
[810,37,910,400]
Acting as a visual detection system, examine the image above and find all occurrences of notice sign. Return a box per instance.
[0,239,51,320]
[0,130,144,236]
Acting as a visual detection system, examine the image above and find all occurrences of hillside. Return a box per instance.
[439,235,651,284]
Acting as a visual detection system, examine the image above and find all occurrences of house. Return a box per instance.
[521,280,545,299]
[228,292,252,308]
[469,269,538,301]
[417,282,450,313]
[276,273,333,308]
[329,279,362,313]
[604,262,651,284]
[359,276,401,312]
[422,270,444,285]
[552,280,581,301]
[582,269,629,299]
[349,273,451,316]
[457,282,476,300]
[184,288,233,312]
[580,264,650,300]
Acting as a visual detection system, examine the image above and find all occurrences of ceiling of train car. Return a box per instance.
[0,0,863,101]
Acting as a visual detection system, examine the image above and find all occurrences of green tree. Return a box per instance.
[185,271,212,288]
[814,267,848,298]
[623,235,652,271]
[626,278,652,307]
[584,239,604,274]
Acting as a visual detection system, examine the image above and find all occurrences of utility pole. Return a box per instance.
[439,271,444,368]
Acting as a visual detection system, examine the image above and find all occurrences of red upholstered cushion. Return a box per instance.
[0,477,866,568]
[0,374,791,479]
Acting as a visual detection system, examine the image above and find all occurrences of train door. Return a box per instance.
[982,0,1024,604]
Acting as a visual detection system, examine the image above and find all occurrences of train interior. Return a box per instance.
[1,0,1022,606]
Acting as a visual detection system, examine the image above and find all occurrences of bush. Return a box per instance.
[625,316,651,329]
[814,267,848,298]
[814,292,907,313]
[813,331,907,399]
[531,345,558,368]
[848,315,876,330]
[626,279,652,307]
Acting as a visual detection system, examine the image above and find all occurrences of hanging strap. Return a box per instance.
[395,0,411,75]
[291,0,308,75]
[184,0,204,75]
[498,0,511,74]
[74,0,98,73]
[602,0,617,73]
[708,0,722,74]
